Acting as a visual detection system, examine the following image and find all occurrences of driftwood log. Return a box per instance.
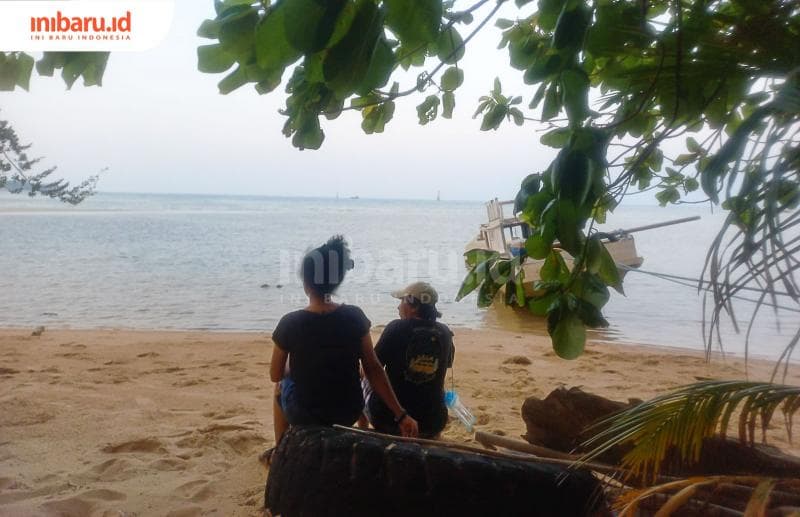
[521,386,800,478]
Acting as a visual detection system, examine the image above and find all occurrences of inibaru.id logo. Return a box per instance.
[30,11,132,41]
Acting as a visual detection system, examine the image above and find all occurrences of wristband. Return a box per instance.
[394,410,408,424]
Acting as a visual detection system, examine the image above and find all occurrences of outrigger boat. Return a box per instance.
[465,199,698,296]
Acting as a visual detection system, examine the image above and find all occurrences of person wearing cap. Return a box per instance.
[363,281,455,439]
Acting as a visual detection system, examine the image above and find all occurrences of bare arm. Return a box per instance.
[359,333,418,437]
[270,342,288,383]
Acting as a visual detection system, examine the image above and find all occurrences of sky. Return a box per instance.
[2,0,574,202]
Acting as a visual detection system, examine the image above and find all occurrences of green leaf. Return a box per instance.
[197,44,236,74]
[553,150,592,206]
[323,0,384,96]
[480,104,507,131]
[586,236,603,275]
[15,53,34,91]
[529,82,548,109]
[197,18,222,39]
[514,268,526,307]
[477,278,502,308]
[537,0,565,31]
[465,249,500,267]
[255,4,301,71]
[441,66,464,91]
[655,186,681,206]
[218,65,249,94]
[673,153,698,166]
[457,260,491,301]
[528,291,558,316]
[561,68,589,123]
[219,7,258,57]
[540,128,571,148]
[525,234,551,260]
[442,91,455,119]
[496,18,514,29]
[358,37,396,95]
[596,239,623,294]
[556,199,582,255]
[437,27,465,64]
[550,310,586,359]
[684,177,699,193]
[552,3,590,51]
[509,107,524,126]
[542,83,560,120]
[361,100,395,134]
[524,54,561,84]
[385,0,441,46]
[571,272,610,309]
[284,0,347,53]
[540,249,569,283]
[292,115,325,150]
[0,56,19,91]
[416,94,440,124]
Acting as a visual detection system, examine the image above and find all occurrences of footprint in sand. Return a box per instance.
[166,505,204,517]
[0,368,20,375]
[90,458,136,482]
[137,352,159,358]
[81,488,127,502]
[176,479,214,502]
[502,356,532,365]
[0,477,28,490]
[102,437,166,454]
[149,457,188,472]
[172,379,206,388]
[41,496,96,516]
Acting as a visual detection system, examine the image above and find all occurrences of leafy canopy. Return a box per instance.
[4,0,799,360]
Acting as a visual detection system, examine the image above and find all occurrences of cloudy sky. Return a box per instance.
[0,1,577,201]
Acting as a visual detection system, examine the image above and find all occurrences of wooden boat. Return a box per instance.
[464,199,644,296]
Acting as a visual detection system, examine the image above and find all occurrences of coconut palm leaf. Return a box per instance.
[577,381,800,483]
[614,475,800,517]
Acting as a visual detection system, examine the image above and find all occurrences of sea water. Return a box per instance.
[1,192,798,361]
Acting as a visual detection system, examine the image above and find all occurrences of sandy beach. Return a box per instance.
[1,326,798,516]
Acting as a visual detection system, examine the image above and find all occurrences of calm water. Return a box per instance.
[1,192,798,360]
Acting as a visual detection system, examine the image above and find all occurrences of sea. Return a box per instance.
[2,192,798,362]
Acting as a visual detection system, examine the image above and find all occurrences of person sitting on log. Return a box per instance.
[263,236,418,465]
[361,282,455,439]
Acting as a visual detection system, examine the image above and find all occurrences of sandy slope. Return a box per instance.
[1,327,798,516]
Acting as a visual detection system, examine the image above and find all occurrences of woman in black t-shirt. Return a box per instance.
[364,281,455,439]
[266,236,417,461]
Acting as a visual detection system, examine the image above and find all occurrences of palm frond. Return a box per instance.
[614,476,800,517]
[578,381,800,482]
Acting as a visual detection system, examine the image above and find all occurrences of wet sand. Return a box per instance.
[1,327,798,516]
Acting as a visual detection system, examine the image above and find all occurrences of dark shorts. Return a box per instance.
[278,378,317,425]
[279,378,362,426]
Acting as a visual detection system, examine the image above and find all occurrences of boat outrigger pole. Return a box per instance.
[609,215,701,237]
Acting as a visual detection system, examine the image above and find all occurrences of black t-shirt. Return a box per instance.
[272,304,370,426]
[369,318,454,437]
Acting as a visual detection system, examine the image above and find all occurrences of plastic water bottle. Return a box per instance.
[444,389,477,432]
